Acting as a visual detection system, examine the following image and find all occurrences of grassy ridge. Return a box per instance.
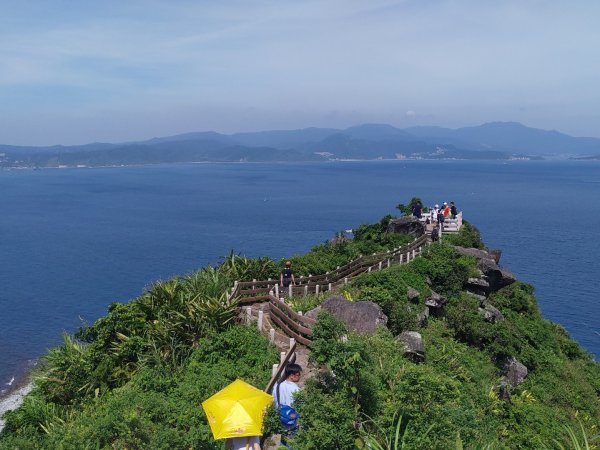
[0,210,598,449]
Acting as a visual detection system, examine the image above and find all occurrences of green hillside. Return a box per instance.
[0,208,598,449]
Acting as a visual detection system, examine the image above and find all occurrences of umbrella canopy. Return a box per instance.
[202,379,274,440]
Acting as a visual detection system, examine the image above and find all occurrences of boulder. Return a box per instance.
[455,246,516,293]
[425,291,448,316]
[320,296,388,335]
[466,291,487,305]
[398,331,425,363]
[488,249,502,264]
[502,357,528,386]
[304,305,322,320]
[478,303,505,323]
[416,307,429,327]
[466,277,489,297]
[386,217,425,237]
[407,288,420,303]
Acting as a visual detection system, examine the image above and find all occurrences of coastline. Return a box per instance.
[0,381,34,433]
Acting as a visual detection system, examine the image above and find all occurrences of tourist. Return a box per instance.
[450,201,457,219]
[431,204,439,226]
[275,363,302,447]
[280,261,296,290]
[442,202,450,218]
[225,436,261,450]
[411,200,422,219]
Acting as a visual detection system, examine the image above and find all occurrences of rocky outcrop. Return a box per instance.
[466,277,490,297]
[407,288,420,303]
[478,303,505,323]
[416,307,429,327]
[455,246,516,293]
[319,296,388,335]
[502,357,528,386]
[398,331,425,363]
[386,217,425,237]
[425,291,448,316]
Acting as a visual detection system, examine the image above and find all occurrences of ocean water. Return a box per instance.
[1,160,599,395]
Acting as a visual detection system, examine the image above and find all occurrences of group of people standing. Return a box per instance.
[411,200,458,224]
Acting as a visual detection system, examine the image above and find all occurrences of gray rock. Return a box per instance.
[465,290,487,304]
[455,246,516,293]
[478,303,505,323]
[488,249,502,264]
[407,288,420,302]
[416,307,429,327]
[425,291,448,316]
[398,331,425,363]
[304,305,322,320]
[386,217,425,237]
[321,296,388,335]
[502,357,528,386]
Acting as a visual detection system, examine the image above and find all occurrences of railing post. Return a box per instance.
[280,352,286,364]
[368,266,372,272]
[387,258,391,268]
[274,284,279,298]
[406,251,410,262]
[257,310,264,331]
[412,249,416,259]
[289,338,295,350]
[378,261,382,271]
[246,306,252,325]
[288,284,293,298]
[344,277,348,285]
[304,285,308,296]
[252,279,256,290]
[328,282,332,291]
[269,328,275,345]
[272,363,279,377]
[315,284,320,295]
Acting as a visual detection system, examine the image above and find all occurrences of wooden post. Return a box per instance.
[344,277,348,285]
[328,282,332,291]
[269,328,275,345]
[378,261,382,271]
[304,285,308,296]
[368,266,372,272]
[412,249,416,259]
[288,284,293,298]
[400,254,403,263]
[274,284,279,298]
[289,338,295,350]
[406,252,410,262]
[272,363,279,377]
[298,311,303,316]
[315,284,320,294]
[257,310,264,331]
[252,278,256,290]
[280,352,286,364]
[246,306,252,325]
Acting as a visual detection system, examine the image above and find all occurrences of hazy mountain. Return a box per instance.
[2,121,598,168]
[405,122,600,156]
[230,127,339,149]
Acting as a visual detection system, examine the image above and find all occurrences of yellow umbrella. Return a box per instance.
[202,379,274,440]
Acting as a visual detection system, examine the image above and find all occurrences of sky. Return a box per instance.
[1,0,599,146]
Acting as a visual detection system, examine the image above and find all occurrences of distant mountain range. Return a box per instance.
[2,122,600,168]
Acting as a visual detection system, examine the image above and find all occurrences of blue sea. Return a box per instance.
[1,161,599,395]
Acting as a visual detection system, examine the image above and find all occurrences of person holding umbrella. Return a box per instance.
[225,436,260,450]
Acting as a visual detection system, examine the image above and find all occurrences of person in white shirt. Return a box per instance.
[275,363,302,447]
[275,363,301,408]
[225,436,260,450]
